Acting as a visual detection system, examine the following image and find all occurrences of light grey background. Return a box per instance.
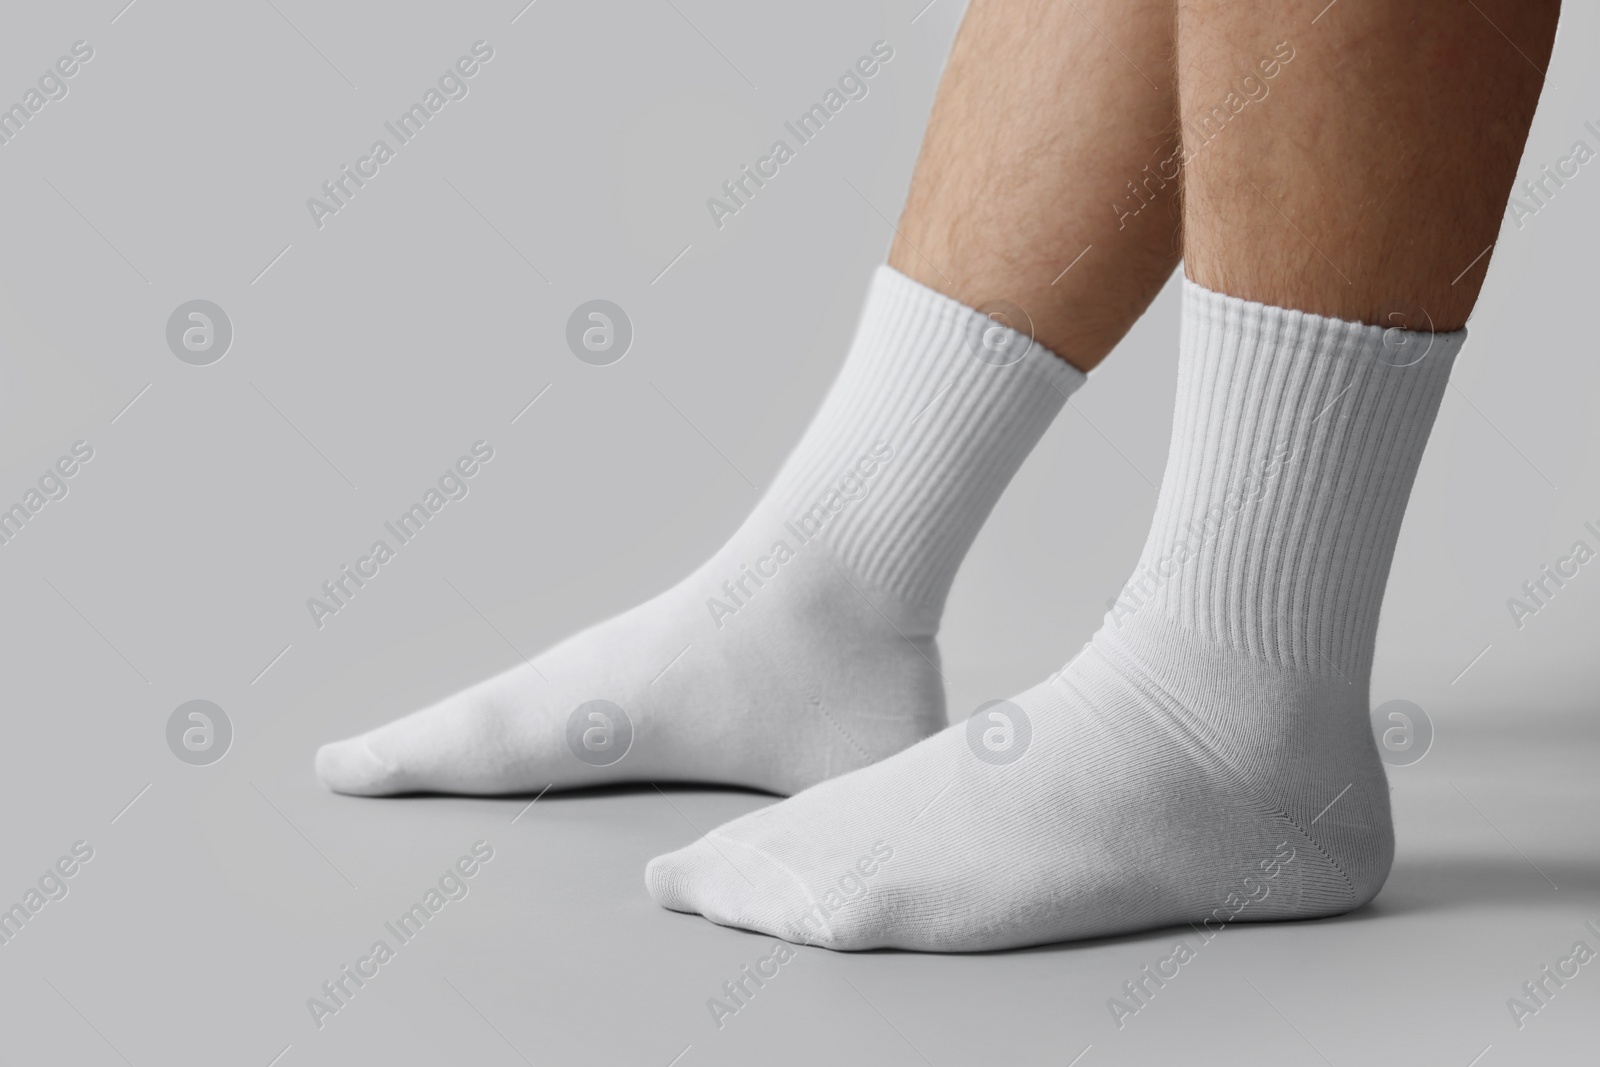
[1,1,1597,1064]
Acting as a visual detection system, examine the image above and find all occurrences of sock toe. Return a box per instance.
[647,835,829,945]
[644,842,720,914]
[315,736,402,796]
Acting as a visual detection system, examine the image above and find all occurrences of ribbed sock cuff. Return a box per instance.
[768,266,1085,622]
[1125,277,1465,677]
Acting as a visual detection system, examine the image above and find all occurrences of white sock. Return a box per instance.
[317,267,1084,796]
[646,279,1465,950]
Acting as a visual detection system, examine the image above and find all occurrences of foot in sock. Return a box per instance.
[645,280,1464,950]
[316,267,1085,797]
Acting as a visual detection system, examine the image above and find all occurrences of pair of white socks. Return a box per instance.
[319,266,1463,951]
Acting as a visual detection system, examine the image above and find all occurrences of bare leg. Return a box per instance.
[1178,0,1559,328]
[890,0,1181,370]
